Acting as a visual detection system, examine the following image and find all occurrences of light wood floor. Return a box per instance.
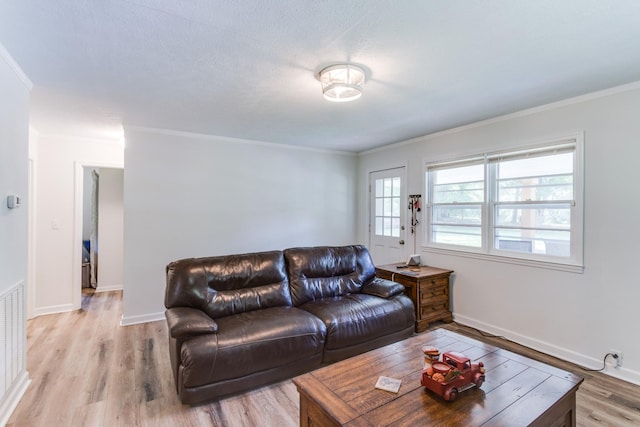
[8,290,640,426]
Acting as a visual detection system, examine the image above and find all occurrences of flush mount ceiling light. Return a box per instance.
[319,64,366,102]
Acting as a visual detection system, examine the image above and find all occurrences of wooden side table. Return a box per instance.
[375,264,453,332]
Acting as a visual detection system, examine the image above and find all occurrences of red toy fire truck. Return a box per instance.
[421,351,485,401]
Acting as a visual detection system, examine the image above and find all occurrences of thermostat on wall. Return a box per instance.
[7,195,22,209]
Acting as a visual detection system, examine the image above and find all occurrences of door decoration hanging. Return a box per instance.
[409,194,422,235]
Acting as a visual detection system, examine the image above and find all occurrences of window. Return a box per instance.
[374,176,401,237]
[430,161,484,247]
[425,137,583,269]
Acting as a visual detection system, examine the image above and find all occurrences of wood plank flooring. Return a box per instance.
[7,290,640,426]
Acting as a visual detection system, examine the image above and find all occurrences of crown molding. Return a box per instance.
[124,125,356,157]
[0,42,33,90]
[35,132,124,145]
[360,79,640,156]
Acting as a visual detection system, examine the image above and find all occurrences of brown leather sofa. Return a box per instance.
[165,245,415,405]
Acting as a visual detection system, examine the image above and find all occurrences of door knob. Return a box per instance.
[399,240,405,245]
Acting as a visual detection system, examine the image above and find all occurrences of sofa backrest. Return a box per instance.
[284,245,376,306]
[165,250,292,319]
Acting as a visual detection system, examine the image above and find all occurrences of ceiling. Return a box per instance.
[2,1,640,152]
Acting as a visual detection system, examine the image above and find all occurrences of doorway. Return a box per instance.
[73,162,124,310]
[81,168,99,290]
[369,167,407,265]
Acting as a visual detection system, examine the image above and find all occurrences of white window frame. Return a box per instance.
[424,134,584,273]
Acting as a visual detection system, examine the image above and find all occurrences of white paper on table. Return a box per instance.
[374,376,402,393]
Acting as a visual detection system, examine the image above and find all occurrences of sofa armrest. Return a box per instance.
[166,307,218,339]
[361,277,405,298]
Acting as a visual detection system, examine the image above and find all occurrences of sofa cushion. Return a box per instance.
[361,278,405,299]
[284,245,377,306]
[165,251,292,319]
[180,306,326,388]
[166,307,219,338]
[299,293,415,352]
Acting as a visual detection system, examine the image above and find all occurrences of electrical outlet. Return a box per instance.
[609,349,623,368]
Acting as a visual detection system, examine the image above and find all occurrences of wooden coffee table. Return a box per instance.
[293,329,583,426]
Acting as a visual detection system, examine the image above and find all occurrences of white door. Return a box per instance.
[369,167,407,265]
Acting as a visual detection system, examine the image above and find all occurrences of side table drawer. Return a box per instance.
[419,277,449,289]
[420,300,450,321]
[419,284,448,302]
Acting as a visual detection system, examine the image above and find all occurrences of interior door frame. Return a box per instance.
[27,158,37,319]
[72,161,124,310]
[367,163,409,264]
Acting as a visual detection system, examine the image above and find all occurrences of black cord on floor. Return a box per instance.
[582,353,619,372]
[451,322,511,342]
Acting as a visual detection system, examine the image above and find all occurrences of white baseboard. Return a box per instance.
[453,313,640,386]
[94,284,123,293]
[0,371,31,427]
[120,311,165,326]
[34,303,74,317]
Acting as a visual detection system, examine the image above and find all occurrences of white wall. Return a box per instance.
[97,168,124,291]
[357,82,640,385]
[0,49,30,296]
[33,135,123,314]
[122,128,357,324]
[0,43,31,426]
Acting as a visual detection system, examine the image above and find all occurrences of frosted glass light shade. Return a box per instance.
[319,64,366,102]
